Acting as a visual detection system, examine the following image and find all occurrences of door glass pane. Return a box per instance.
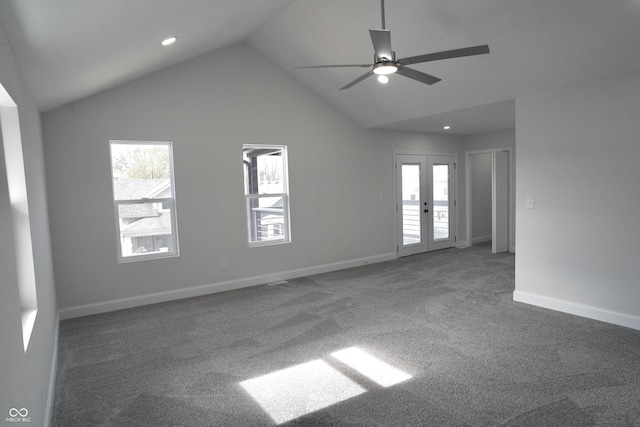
[433,164,449,240]
[401,164,421,245]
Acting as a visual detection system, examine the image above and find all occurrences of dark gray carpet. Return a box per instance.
[52,244,640,426]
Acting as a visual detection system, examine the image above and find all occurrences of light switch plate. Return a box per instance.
[526,196,535,209]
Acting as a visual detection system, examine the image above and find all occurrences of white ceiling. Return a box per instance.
[0,0,294,111]
[1,0,640,135]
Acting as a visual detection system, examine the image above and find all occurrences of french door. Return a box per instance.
[396,154,456,257]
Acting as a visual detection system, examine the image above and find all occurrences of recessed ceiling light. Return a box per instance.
[377,75,389,84]
[161,37,177,46]
[443,125,451,130]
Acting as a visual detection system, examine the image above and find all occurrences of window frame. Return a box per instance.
[243,144,291,247]
[110,140,179,262]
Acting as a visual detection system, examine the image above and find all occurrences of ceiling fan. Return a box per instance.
[290,0,489,90]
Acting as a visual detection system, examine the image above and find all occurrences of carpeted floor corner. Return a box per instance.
[52,244,640,426]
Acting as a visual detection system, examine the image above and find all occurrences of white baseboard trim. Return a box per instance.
[59,252,397,320]
[472,235,492,244]
[456,240,469,248]
[45,311,60,426]
[513,290,640,331]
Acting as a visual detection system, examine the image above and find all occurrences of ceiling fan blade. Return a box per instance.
[396,67,441,85]
[398,45,490,66]
[339,70,374,90]
[369,29,393,61]
[289,64,371,69]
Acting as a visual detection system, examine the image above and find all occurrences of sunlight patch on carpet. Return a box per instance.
[239,346,412,424]
[331,346,412,387]
[239,359,366,424]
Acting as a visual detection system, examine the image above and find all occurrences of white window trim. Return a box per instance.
[1,83,38,352]
[244,144,291,247]
[110,140,180,263]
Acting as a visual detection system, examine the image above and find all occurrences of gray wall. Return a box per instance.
[42,42,465,314]
[0,23,58,427]
[462,129,515,153]
[515,71,640,328]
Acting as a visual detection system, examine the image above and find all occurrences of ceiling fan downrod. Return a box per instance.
[381,0,386,29]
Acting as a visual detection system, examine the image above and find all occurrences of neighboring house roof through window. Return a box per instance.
[113,178,170,200]
[113,178,172,237]
[121,212,172,237]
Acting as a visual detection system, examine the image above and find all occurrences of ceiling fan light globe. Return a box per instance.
[373,62,398,75]
[377,75,389,84]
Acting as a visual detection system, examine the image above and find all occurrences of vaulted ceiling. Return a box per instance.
[1,0,640,134]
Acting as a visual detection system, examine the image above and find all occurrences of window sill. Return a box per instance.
[117,251,180,263]
[248,239,291,249]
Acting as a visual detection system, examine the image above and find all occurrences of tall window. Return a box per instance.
[110,141,179,262]
[243,145,290,246]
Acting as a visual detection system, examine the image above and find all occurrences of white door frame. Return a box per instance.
[394,151,458,256]
[464,147,515,252]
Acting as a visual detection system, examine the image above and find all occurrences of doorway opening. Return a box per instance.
[465,148,514,253]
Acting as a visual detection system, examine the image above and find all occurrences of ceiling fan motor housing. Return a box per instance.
[373,61,399,75]
[374,50,396,63]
